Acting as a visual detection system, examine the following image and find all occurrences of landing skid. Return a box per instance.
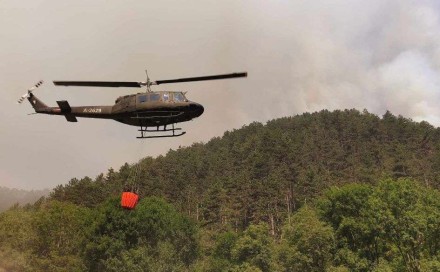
[136,124,186,139]
[136,132,186,139]
[139,127,182,132]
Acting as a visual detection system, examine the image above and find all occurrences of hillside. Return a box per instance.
[51,109,440,232]
[0,187,49,212]
[3,109,440,271]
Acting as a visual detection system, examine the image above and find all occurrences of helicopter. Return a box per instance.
[18,71,247,138]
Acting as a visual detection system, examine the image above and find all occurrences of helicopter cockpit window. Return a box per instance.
[173,93,185,102]
[163,93,169,102]
[150,93,161,102]
[138,95,148,103]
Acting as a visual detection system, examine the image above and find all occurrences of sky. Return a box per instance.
[2,0,440,189]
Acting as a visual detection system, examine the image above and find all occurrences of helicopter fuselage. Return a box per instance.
[30,91,204,127]
[22,71,246,138]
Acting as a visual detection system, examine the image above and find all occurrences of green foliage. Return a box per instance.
[227,262,263,272]
[0,208,34,271]
[51,175,116,208]
[208,230,239,271]
[84,197,199,271]
[102,242,187,272]
[213,231,239,261]
[207,223,277,272]
[326,266,351,272]
[319,179,440,272]
[30,200,92,271]
[278,206,335,272]
[0,196,199,272]
[3,110,440,270]
[318,183,376,270]
[369,179,440,271]
[419,258,440,272]
[47,109,440,234]
[231,223,275,272]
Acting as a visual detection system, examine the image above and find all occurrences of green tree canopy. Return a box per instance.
[84,197,199,271]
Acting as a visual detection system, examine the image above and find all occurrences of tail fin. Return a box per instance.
[57,100,78,122]
[18,81,47,113]
[27,93,48,112]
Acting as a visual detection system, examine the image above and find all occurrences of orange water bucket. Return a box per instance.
[121,192,139,209]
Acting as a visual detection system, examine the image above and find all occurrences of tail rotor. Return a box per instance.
[17,80,44,104]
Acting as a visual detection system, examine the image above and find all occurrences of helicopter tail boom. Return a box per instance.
[27,93,49,113]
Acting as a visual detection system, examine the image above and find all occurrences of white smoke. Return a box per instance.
[232,0,440,125]
[3,0,440,189]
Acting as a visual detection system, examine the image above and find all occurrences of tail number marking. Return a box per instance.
[83,108,102,113]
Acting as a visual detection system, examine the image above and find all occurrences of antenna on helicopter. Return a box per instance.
[17,80,44,104]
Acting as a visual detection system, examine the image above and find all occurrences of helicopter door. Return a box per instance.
[127,95,136,111]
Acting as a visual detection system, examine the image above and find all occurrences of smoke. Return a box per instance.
[230,0,440,125]
[3,0,440,189]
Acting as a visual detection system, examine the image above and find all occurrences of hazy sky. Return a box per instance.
[2,0,440,189]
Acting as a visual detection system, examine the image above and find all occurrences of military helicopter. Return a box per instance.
[18,71,247,138]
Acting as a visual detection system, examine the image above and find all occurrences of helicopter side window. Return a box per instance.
[163,93,169,102]
[173,93,185,102]
[150,93,161,102]
[138,95,148,103]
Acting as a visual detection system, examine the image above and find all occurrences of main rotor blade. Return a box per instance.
[53,81,144,88]
[154,72,247,85]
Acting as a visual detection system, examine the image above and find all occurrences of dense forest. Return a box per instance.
[2,109,440,271]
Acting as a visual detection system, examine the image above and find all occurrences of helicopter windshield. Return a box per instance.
[173,93,185,102]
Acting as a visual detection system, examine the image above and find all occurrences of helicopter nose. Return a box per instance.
[189,102,204,117]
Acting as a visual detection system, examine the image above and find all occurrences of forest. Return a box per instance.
[2,109,440,271]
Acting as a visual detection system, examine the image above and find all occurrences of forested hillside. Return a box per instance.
[0,187,49,212]
[52,109,440,233]
[2,109,440,271]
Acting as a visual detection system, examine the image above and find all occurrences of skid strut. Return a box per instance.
[137,123,186,139]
